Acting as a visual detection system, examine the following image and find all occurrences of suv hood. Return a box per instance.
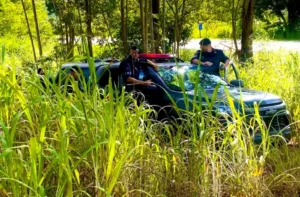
[186,86,283,107]
[228,87,282,107]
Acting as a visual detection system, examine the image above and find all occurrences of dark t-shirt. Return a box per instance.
[120,56,143,83]
[190,49,229,75]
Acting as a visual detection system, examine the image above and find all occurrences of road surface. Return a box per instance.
[184,39,300,52]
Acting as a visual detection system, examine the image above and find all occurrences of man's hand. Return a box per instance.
[147,60,159,71]
[220,59,230,70]
[203,61,213,66]
[126,77,152,86]
[221,64,229,70]
[192,59,199,64]
[144,80,152,86]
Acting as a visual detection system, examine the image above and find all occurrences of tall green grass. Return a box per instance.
[0,49,299,196]
[237,50,300,131]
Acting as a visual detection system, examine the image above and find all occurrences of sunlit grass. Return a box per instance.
[191,22,232,39]
[0,49,299,196]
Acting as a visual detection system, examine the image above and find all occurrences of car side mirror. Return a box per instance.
[230,79,244,87]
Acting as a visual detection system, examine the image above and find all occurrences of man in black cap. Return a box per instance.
[191,38,230,76]
[120,46,152,86]
[119,46,162,104]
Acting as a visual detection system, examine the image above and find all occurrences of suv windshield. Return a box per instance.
[158,66,228,91]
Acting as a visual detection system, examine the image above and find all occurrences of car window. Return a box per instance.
[144,58,184,63]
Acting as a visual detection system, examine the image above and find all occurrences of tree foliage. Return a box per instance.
[2,0,298,63]
[255,0,300,30]
[0,0,53,63]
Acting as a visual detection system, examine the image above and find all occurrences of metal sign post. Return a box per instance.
[198,22,203,38]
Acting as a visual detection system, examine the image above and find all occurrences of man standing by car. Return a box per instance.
[191,38,230,76]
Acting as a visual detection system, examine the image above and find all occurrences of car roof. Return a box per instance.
[139,53,174,59]
[61,61,109,69]
[156,62,192,67]
[61,61,190,71]
[101,62,120,69]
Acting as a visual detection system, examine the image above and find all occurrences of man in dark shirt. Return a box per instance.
[191,38,230,76]
[120,46,162,104]
[120,46,160,87]
[120,46,152,87]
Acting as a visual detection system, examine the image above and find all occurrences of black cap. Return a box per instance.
[199,38,211,46]
[130,46,139,52]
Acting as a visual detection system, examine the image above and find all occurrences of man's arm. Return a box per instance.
[219,50,230,70]
[121,61,152,86]
[191,50,213,66]
[146,60,159,71]
[191,50,200,64]
[220,59,230,70]
[137,59,159,71]
[126,77,151,86]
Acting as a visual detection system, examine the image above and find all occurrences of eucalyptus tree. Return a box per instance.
[21,0,37,62]
[165,0,201,56]
[0,0,52,62]
[241,0,254,61]
[46,0,79,58]
[152,0,160,53]
[32,0,43,57]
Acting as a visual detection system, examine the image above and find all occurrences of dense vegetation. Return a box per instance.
[0,50,300,196]
[0,0,299,196]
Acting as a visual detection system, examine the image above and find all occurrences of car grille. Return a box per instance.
[262,114,290,131]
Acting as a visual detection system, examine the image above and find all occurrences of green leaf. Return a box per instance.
[0,148,13,159]
[74,169,80,184]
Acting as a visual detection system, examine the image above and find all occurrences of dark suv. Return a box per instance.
[57,61,292,143]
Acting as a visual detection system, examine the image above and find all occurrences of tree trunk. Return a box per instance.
[74,0,84,55]
[75,0,83,34]
[175,1,179,57]
[144,0,148,53]
[162,0,166,53]
[152,0,160,53]
[149,0,154,52]
[121,0,127,55]
[177,0,186,57]
[85,0,93,57]
[287,0,299,30]
[50,0,65,58]
[65,24,69,49]
[102,13,114,54]
[166,0,180,56]
[31,0,43,58]
[21,0,36,62]
[231,0,241,55]
[67,25,75,58]
[139,0,146,52]
[126,0,129,49]
[241,0,254,62]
